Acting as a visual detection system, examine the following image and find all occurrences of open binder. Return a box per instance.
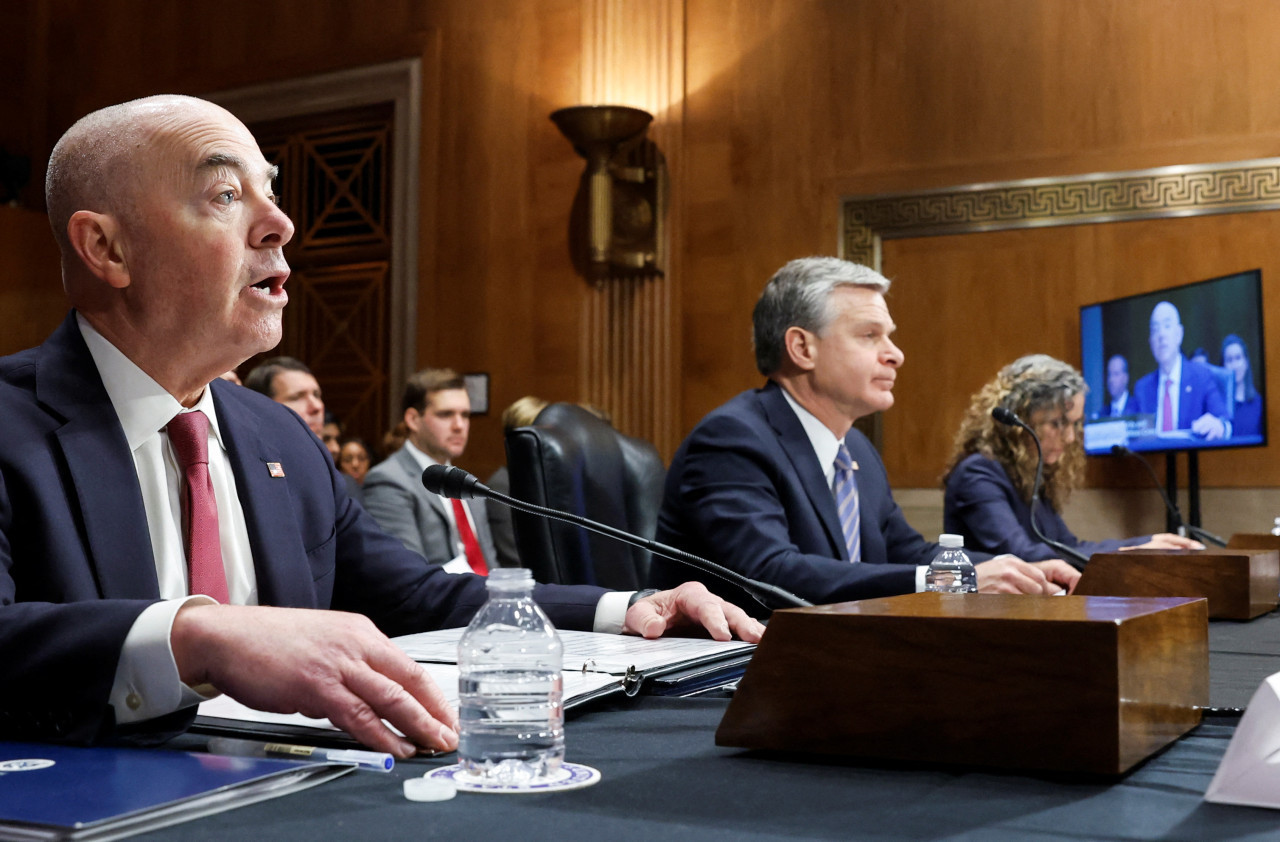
[393,627,755,697]
[194,629,754,746]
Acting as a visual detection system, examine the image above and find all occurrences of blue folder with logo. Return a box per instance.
[0,741,352,841]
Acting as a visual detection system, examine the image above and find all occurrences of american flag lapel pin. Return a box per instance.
[267,462,286,478]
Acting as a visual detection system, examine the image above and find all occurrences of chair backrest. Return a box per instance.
[504,404,665,589]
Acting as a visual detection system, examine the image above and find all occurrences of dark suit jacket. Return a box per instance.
[0,314,605,743]
[1132,357,1227,428]
[943,454,1145,562]
[651,381,989,615]
[1098,391,1132,417]
[1234,394,1263,438]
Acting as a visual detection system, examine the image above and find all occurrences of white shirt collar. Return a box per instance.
[779,385,845,487]
[402,438,447,472]
[76,313,227,451]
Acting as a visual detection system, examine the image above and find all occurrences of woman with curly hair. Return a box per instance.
[942,354,1200,561]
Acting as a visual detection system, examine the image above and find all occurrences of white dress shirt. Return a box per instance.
[78,316,256,723]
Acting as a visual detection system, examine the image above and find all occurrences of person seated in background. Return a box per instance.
[217,369,242,386]
[486,395,550,569]
[1097,354,1132,417]
[1132,301,1229,439]
[942,355,1202,561]
[244,356,325,440]
[363,368,497,573]
[338,436,372,486]
[652,257,1080,616]
[381,420,408,457]
[245,355,360,500]
[0,93,761,754]
[1222,334,1263,437]
[321,412,343,463]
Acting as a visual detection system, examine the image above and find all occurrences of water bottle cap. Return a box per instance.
[938,534,964,548]
[485,567,535,591]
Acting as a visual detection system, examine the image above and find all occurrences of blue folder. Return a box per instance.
[0,741,352,841]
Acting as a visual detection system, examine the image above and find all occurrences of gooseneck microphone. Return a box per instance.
[421,464,812,610]
[1109,445,1226,547]
[990,407,1090,569]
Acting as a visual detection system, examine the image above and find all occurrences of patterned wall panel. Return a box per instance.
[842,158,1280,268]
[282,262,390,449]
[243,106,394,450]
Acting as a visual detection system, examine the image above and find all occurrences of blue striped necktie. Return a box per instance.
[834,443,861,563]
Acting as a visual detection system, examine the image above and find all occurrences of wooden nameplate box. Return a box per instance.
[1075,547,1279,619]
[717,593,1208,775]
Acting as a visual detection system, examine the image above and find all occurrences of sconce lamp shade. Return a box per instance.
[551,105,666,282]
[550,105,653,158]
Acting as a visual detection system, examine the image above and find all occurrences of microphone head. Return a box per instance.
[991,406,1022,427]
[421,464,480,499]
[1110,444,1132,456]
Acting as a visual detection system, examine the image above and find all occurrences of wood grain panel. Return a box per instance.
[880,211,1280,489]
[680,0,1280,500]
[12,0,1280,496]
[0,207,64,355]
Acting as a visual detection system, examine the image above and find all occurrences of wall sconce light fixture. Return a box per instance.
[550,105,667,282]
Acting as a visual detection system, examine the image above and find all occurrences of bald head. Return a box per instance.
[43,94,294,406]
[1148,300,1184,372]
[46,95,240,277]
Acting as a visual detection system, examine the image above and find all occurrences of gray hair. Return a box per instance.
[752,257,891,376]
[997,354,1086,418]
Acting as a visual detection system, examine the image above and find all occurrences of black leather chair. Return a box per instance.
[504,403,665,589]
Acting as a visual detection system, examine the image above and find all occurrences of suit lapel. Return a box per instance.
[212,383,315,607]
[758,382,846,559]
[392,447,454,544]
[38,315,160,599]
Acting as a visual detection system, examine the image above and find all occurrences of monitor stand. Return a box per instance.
[1165,450,1203,530]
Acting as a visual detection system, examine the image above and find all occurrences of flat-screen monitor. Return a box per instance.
[1079,268,1266,455]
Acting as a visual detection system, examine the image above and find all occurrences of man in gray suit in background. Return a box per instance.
[363,368,498,573]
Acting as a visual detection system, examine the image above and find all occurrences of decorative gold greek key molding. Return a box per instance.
[841,158,1280,268]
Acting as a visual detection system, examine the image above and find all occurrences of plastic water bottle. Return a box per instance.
[925,534,977,593]
[457,568,565,785]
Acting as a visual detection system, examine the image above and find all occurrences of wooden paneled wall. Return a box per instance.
[679,0,1280,503]
[7,0,1280,507]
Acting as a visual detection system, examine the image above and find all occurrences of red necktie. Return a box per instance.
[1161,377,1174,432]
[450,498,488,575]
[166,411,230,602]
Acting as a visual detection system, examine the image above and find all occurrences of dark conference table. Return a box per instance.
[138,611,1280,842]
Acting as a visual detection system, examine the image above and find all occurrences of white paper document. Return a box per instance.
[1205,671,1280,808]
[393,627,755,675]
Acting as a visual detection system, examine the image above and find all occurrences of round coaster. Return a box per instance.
[425,761,601,794]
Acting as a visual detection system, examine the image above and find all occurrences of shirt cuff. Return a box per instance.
[915,565,927,593]
[592,590,634,634]
[109,596,221,724]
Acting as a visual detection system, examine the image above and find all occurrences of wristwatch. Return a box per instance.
[627,588,660,608]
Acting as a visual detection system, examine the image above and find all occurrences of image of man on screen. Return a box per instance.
[1098,354,1132,417]
[1132,301,1229,439]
